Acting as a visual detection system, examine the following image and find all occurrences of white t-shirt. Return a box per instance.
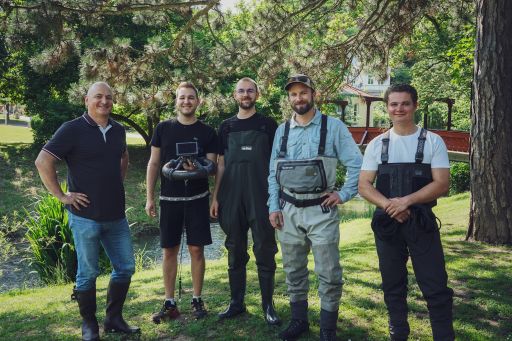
[361,126,450,171]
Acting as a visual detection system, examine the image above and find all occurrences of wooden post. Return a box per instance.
[423,105,429,130]
[340,100,348,122]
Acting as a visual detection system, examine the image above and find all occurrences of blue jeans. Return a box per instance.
[68,212,135,291]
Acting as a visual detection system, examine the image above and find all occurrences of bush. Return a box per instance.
[336,165,347,189]
[450,162,470,195]
[29,100,81,148]
[24,184,110,284]
[25,185,77,284]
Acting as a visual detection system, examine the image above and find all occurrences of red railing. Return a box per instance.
[348,127,470,153]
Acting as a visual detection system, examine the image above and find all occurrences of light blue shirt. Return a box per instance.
[267,110,363,213]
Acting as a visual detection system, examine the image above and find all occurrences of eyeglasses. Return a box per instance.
[236,88,256,95]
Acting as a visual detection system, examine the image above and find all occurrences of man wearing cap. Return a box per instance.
[35,82,139,341]
[268,74,362,340]
[210,77,280,325]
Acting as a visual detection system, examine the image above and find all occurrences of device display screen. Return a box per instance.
[176,142,198,156]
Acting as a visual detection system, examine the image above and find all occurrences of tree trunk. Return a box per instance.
[467,0,512,244]
[110,113,151,147]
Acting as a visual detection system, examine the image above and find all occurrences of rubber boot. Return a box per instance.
[103,280,140,334]
[218,269,246,319]
[278,300,309,340]
[73,288,99,341]
[259,274,281,325]
[319,309,338,341]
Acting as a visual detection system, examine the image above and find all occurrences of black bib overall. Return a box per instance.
[217,128,278,305]
[372,129,454,341]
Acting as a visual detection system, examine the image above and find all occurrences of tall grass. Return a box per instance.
[24,184,151,284]
[24,184,77,284]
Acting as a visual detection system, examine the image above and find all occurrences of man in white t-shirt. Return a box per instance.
[358,84,454,341]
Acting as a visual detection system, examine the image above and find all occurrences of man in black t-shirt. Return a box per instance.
[146,82,218,322]
[210,77,280,325]
[35,82,139,340]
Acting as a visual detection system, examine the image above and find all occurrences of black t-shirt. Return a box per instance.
[218,113,278,155]
[151,119,218,197]
[43,113,127,221]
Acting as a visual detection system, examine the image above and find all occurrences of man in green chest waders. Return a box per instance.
[210,77,281,325]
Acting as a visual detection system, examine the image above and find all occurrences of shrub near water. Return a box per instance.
[25,184,77,284]
[24,184,151,285]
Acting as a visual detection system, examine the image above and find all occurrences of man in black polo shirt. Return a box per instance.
[35,82,139,341]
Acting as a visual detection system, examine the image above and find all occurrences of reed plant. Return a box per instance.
[24,183,77,284]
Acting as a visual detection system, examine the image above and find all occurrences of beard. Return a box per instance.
[292,101,314,115]
[238,98,256,110]
[179,110,196,116]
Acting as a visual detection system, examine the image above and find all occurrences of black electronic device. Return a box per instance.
[176,142,198,157]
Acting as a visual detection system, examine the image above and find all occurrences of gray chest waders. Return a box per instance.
[276,114,337,210]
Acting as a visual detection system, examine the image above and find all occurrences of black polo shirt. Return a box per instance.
[43,113,127,221]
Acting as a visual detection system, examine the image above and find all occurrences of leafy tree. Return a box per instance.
[389,0,474,131]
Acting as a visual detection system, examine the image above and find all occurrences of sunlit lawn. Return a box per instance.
[0,124,33,144]
[0,193,511,340]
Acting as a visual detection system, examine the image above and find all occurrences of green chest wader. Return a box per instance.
[217,128,278,317]
[218,129,271,216]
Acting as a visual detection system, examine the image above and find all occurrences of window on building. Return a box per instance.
[353,104,358,121]
[367,74,374,85]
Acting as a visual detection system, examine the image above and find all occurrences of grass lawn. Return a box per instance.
[0,124,33,144]
[0,193,511,340]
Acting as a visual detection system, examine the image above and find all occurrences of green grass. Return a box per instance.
[0,193,511,340]
[0,124,33,143]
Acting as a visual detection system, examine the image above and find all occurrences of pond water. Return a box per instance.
[0,198,374,293]
[133,223,227,264]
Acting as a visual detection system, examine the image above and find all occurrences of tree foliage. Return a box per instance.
[389,0,475,130]
[1,0,446,146]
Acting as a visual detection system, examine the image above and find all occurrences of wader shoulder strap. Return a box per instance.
[380,130,391,164]
[278,120,290,158]
[415,128,428,164]
[278,114,328,158]
[318,114,328,156]
[223,121,233,152]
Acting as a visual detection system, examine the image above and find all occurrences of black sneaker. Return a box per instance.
[278,319,309,340]
[320,328,337,341]
[152,300,180,324]
[191,298,208,319]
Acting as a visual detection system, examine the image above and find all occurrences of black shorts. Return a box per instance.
[159,195,212,248]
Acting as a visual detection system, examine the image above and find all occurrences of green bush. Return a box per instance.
[450,162,470,195]
[24,184,110,284]
[25,185,77,284]
[29,100,81,148]
[336,165,347,189]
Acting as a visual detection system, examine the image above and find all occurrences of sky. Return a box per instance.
[219,0,241,12]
